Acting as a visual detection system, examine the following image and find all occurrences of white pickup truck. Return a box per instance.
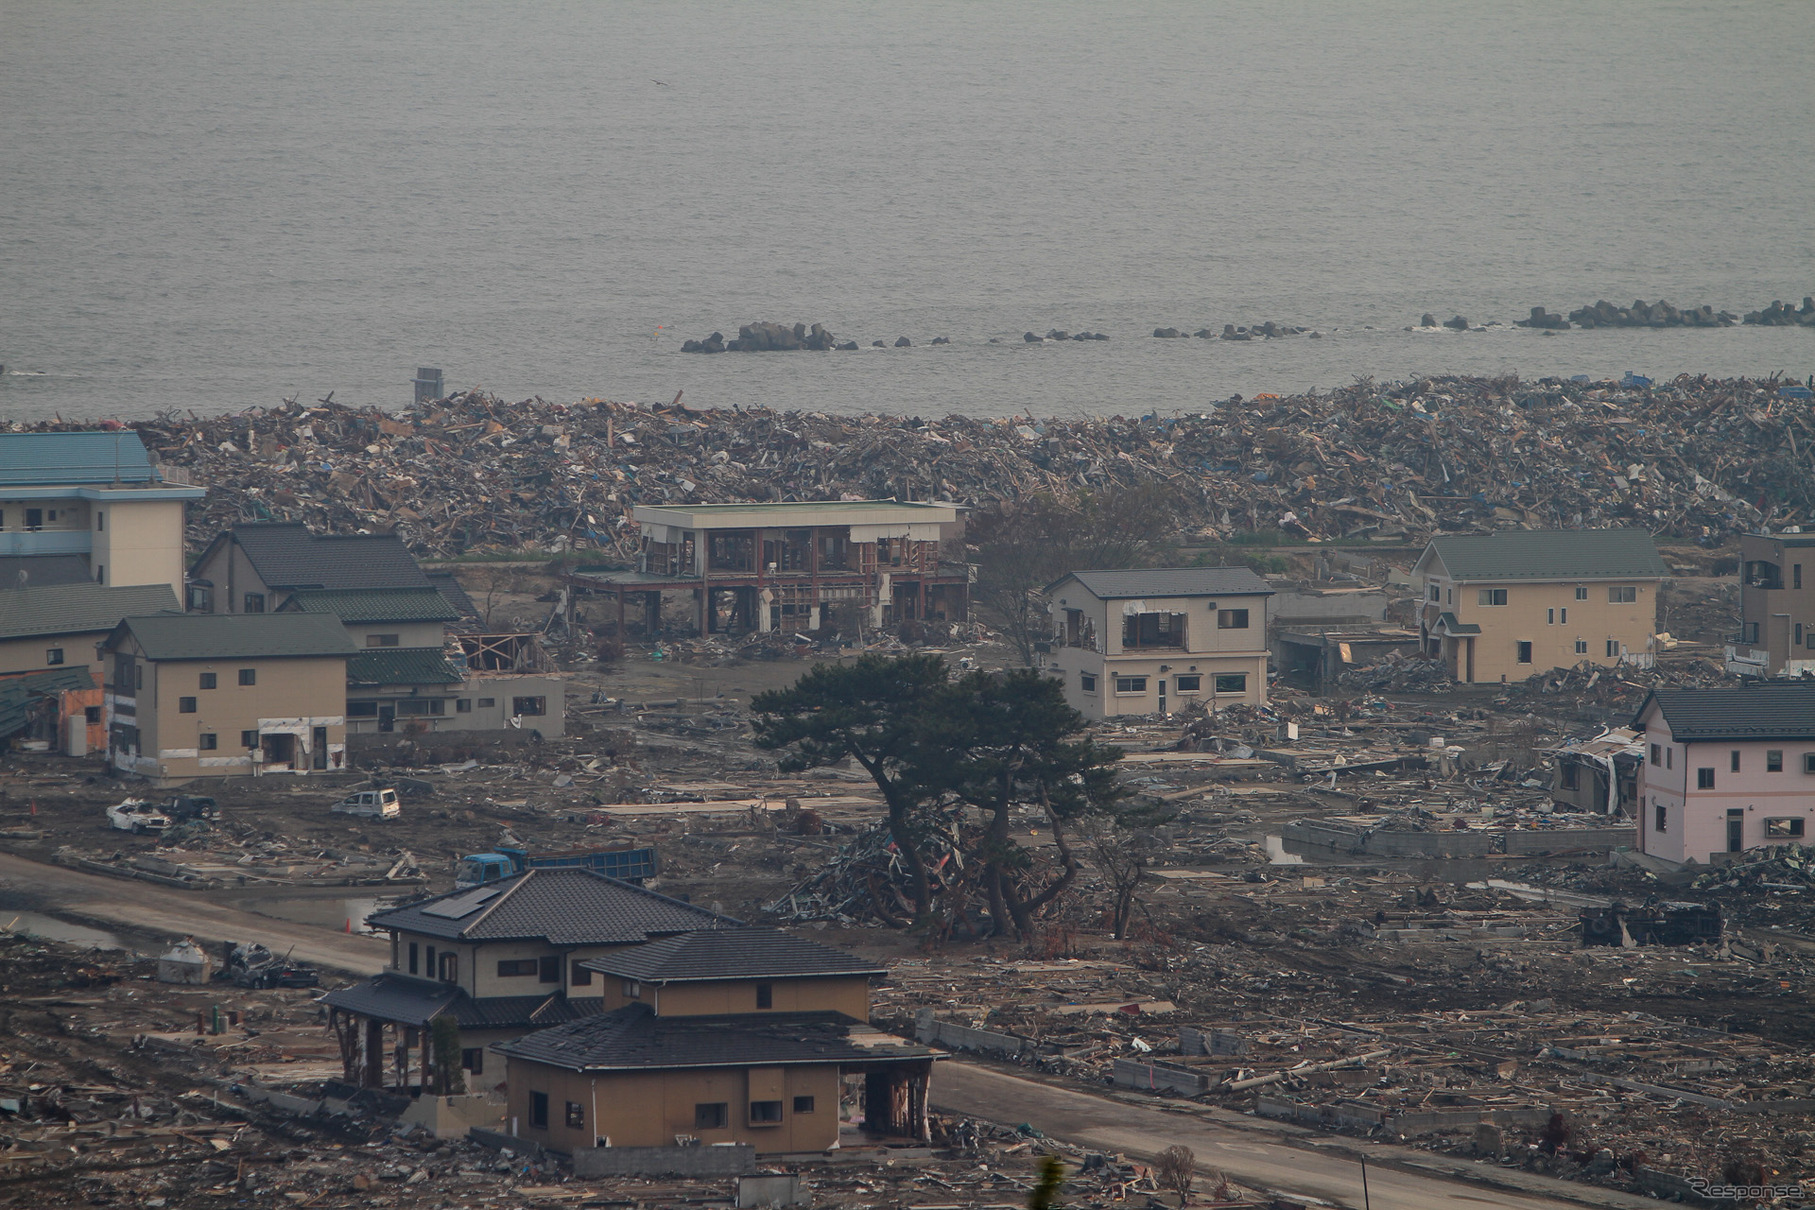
[106,799,172,834]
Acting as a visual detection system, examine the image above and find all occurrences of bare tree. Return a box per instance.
[969,485,1180,666]
[1154,1144,1196,1205]
[1079,808,1170,940]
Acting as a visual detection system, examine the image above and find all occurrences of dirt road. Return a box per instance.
[934,1062,1658,1210]
[0,852,387,974]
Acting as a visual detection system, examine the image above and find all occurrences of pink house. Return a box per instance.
[1633,684,1815,864]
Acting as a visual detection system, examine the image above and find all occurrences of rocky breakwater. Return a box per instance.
[1745,298,1815,327]
[1024,329,1109,342]
[1567,299,1736,329]
[1154,322,1313,339]
[681,321,838,353]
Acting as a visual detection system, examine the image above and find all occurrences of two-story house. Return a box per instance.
[497,927,937,1154]
[567,499,968,639]
[99,613,355,784]
[1413,529,1668,684]
[0,430,203,596]
[1042,567,1273,719]
[323,868,736,1094]
[1728,530,1815,677]
[1633,683,1815,864]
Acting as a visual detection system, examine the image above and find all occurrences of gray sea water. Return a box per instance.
[2,1,1811,423]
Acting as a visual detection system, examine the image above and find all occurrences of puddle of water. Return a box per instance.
[1264,835,1304,865]
[248,896,395,934]
[0,912,125,949]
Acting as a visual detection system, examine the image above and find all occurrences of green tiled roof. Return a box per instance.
[0,582,180,640]
[346,647,463,686]
[116,613,358,661]
[1423,528,1668,581]
[283,588,460,624]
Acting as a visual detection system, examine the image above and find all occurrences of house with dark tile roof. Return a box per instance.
[188,522,432,615]
[322,869,737,1094]
[584,926,884,1019]
[1633,682,1815,864]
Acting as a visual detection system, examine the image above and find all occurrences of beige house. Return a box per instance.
[1728,530,1815,677]
[323,868,736,1094]
[187,522,435,615]
[0,430,203,597]
[0,582,179,679]
[99,613,355,785]
[499,928,935,1154]
[1414,529,1668,684]
[1042,568,1273,719]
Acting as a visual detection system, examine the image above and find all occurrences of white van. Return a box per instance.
[331,788,401,819]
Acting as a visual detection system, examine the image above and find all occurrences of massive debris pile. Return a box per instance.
[10,374,1812,561]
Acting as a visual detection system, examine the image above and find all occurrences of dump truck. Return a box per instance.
[454,843,658,889]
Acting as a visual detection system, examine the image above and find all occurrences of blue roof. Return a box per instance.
[0,432,159,487]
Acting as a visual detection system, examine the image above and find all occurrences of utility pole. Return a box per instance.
[1360,1155,1372,1210]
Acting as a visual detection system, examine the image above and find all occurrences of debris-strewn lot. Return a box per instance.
[12,373,1810,560]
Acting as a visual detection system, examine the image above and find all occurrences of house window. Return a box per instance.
[367,634,401,648]
[1765,818,1807,839]
[238,668,256,685]
[1079,672,1097,693]
[756,982,773,1009]
[497,959,537,977]
[1478,589,1508,606]
[243,593,266,613]
[188,584,212,611]
[1575,639,1588,654]
[749,1100,784,1125]
[1804,753,1815,774]
[397,699,445,716]
[1655,803,1667,833]
[1175,674,1201,692]
[179,696,197,713]
[1768,750,1784,772]
[566,1101,586,1129]
[1742,622,1760,644]
[694,1102,727,1130]
[461,1048,483,1075]
[96,511,104,531]
[1666,748,1672,769]
[45,648,64,666]
[1560,608,1568,624]
[1214,672,1248,694]
[793,1096,815,1114]
[1428,584,1440,602]
[1547,609,1555,625]
[438,952,458,983]
[478,697,496,708]
[1516,642,1533,664]
[1800,624,1807,646]
[96,565,105,584]
[1798,565,1805,590]
[1575,585,1588,601]
[1124,611,1188,647]
[457,698,472,713]
[409,942,419,975]
[1650,744,1660,765]
[571,961,592,986]
[1560,764,1580,791]
[1731,751,1741,773]
[623,979,641,999]
[199,733,217,750]
[1606,640,1620,658]
[1608,586,1637,603]
[529,1092,549,1129]
[539,956,560,984]
[1697,768,1715,790]
[512,696,547,716]
[1217,608,1250,629]
[1114,675,1148,695]
[1808,632,1815,651]
[347,701,379,717]
[240,729,259,748]
[84,707,101,725]
[199,672,217,689]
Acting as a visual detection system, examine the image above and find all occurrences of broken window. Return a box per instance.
[539,956,560,984]
[749,1100,784,1124]
[793,1096,815,1113]
[1217,608,1250,629]
[1123,612,1186,648]
[529,1092,549,1129]
[1560,763,1580,791]
[1516,641,1533,664]
[513,696,547,716]
[1477,588,1508,606]
[462,1048,483,1075]
[566,1101,585,1128]
[694,1102,727,1130]
[1214,672,1247,694]
[1766,818,1806,839]
[1655,803,1667,833]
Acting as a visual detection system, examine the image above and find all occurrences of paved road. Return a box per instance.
[0,852,387,974]
[934,1062,1657,1210]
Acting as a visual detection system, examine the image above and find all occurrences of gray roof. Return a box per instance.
[322,972,601,1031]
[0,555,95,590]
[580,927,885,984]
[1423,529,1668,581]
[111,613,359,661]
[198,523,433,593]
[1635,683,1815,741]
[0,582,180,641]
[0,431,159,486]
[282,588,459,624]
[367,867,739,944]
[496,1003,936,1074]
[1047,567,1275,599]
